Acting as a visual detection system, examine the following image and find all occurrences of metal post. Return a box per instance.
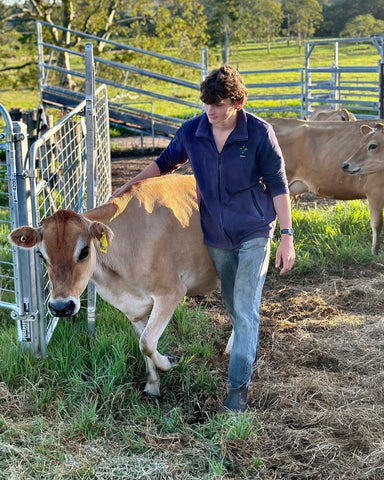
[200,47,208,82]
[36,22,45,106]
[379,61,384,119]
[10,122,40,353]
[85,43,97,335]
[332,42,339,110]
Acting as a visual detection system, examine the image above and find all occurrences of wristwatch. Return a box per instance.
[280,228,294,236]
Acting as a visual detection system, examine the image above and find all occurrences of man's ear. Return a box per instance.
[8,226,42,249]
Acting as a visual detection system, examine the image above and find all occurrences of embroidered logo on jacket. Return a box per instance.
[239,145,248,158]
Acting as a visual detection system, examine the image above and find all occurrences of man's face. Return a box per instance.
[203,98,238,126]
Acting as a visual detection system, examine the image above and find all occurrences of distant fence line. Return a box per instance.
[36,22,384,135]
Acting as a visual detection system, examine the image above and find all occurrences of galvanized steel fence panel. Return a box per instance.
[0,106,19,313]
[1,44,111,354]
[305,37,384,119]
[29,83,111,354]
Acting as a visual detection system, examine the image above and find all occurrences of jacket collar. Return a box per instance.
[195,109,249,142]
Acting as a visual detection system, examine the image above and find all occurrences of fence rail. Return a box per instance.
[305,37,384,118]
[37,21,207,138]
[36,23,384,129]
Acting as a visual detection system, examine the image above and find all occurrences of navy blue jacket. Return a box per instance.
[156,109,289,249]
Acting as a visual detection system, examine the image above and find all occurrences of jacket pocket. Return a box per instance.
[250,190,264,220]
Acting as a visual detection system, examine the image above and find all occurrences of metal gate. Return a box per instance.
[305,37,384,118]
[0,44,111,355]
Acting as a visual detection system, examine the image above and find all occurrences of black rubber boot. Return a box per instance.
[218,386,248,413]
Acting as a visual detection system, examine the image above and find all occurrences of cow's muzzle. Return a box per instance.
[49,298,78,317]
[342,162,361,175]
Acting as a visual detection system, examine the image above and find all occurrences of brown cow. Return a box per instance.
[9,174,219,398]
[308,107,357,121]
[268,118,384,254]
[342,123,384,175]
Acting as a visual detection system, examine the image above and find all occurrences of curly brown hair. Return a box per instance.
[200,64,248,106]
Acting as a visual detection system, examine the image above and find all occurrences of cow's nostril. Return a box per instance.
[341,162,349,171]
[49,299,76,317]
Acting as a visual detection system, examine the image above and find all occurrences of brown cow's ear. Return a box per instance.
[8,226,42,249]
[89,221,114,246]
[361,125,374,135]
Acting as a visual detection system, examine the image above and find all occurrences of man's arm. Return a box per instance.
[273,193,295,275]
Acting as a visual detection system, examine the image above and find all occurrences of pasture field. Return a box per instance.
[1,39,384,479]
[1,151,384,479]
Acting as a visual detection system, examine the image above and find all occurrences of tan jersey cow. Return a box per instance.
[342,123,384,176]
[268,118,384,254]
[9,174,219,399]
[308,107,357,121]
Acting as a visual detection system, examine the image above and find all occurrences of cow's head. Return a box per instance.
[342,123,384,175]
[8,210,113,317]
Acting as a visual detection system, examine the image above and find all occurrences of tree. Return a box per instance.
[323,0,384,37]
[202,0,244,64]
[243,0,283,53]
[283,0,323,49]
[152,0,207,53]
[341,14,384,38]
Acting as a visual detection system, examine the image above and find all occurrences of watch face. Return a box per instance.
[281,228,294,235]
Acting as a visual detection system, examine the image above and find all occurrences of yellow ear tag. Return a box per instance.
[99,231,109,254]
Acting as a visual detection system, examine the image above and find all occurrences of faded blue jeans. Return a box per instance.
[208,237,271,390]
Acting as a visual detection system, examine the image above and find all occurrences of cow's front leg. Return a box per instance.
[132,318,161,399]
[140,288,186,372]
[367,196,384,255]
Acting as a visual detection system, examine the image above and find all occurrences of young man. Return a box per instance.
[112,65,295,412]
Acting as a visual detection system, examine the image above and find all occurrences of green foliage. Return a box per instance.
[271,199,376,276]
[283,0,323,46]
[341,14,384,38]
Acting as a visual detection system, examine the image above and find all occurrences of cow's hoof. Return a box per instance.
[142,391,161,404]
[165,353,180,367]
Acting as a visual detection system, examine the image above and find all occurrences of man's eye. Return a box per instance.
[78,246,89,261]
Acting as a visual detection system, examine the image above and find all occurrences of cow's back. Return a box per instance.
[92,175,218,299]
[268,118,383,199]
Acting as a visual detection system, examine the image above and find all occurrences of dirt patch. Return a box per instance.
[110,149,384,479]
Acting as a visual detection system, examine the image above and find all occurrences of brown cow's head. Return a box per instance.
[342,123,384,175]
[9,210,113,317]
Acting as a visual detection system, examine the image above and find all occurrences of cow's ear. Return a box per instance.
[361,125,374,135]
[8,226,42,249]
[375,122,384,133]
[89,221,114,245]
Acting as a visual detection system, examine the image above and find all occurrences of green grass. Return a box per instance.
[276,199,376,275]
[1,37,384,479]
[0,194,383,478]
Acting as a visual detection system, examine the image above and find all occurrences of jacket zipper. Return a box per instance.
[217,150,232,244]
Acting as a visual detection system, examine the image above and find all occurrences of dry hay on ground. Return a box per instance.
[194,265,384,479]
[106,152,384,478]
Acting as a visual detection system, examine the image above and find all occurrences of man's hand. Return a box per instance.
[275,236,295,274]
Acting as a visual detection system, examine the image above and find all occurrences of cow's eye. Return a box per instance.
[36,250,46,263]
[368,143,377,150]
[78,245,89,261]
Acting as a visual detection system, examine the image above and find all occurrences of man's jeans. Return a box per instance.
[208,237,271,390]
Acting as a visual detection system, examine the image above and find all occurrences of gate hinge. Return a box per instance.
[11,310,38,323]
[0,132,25,142]
[17,169,39,179]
